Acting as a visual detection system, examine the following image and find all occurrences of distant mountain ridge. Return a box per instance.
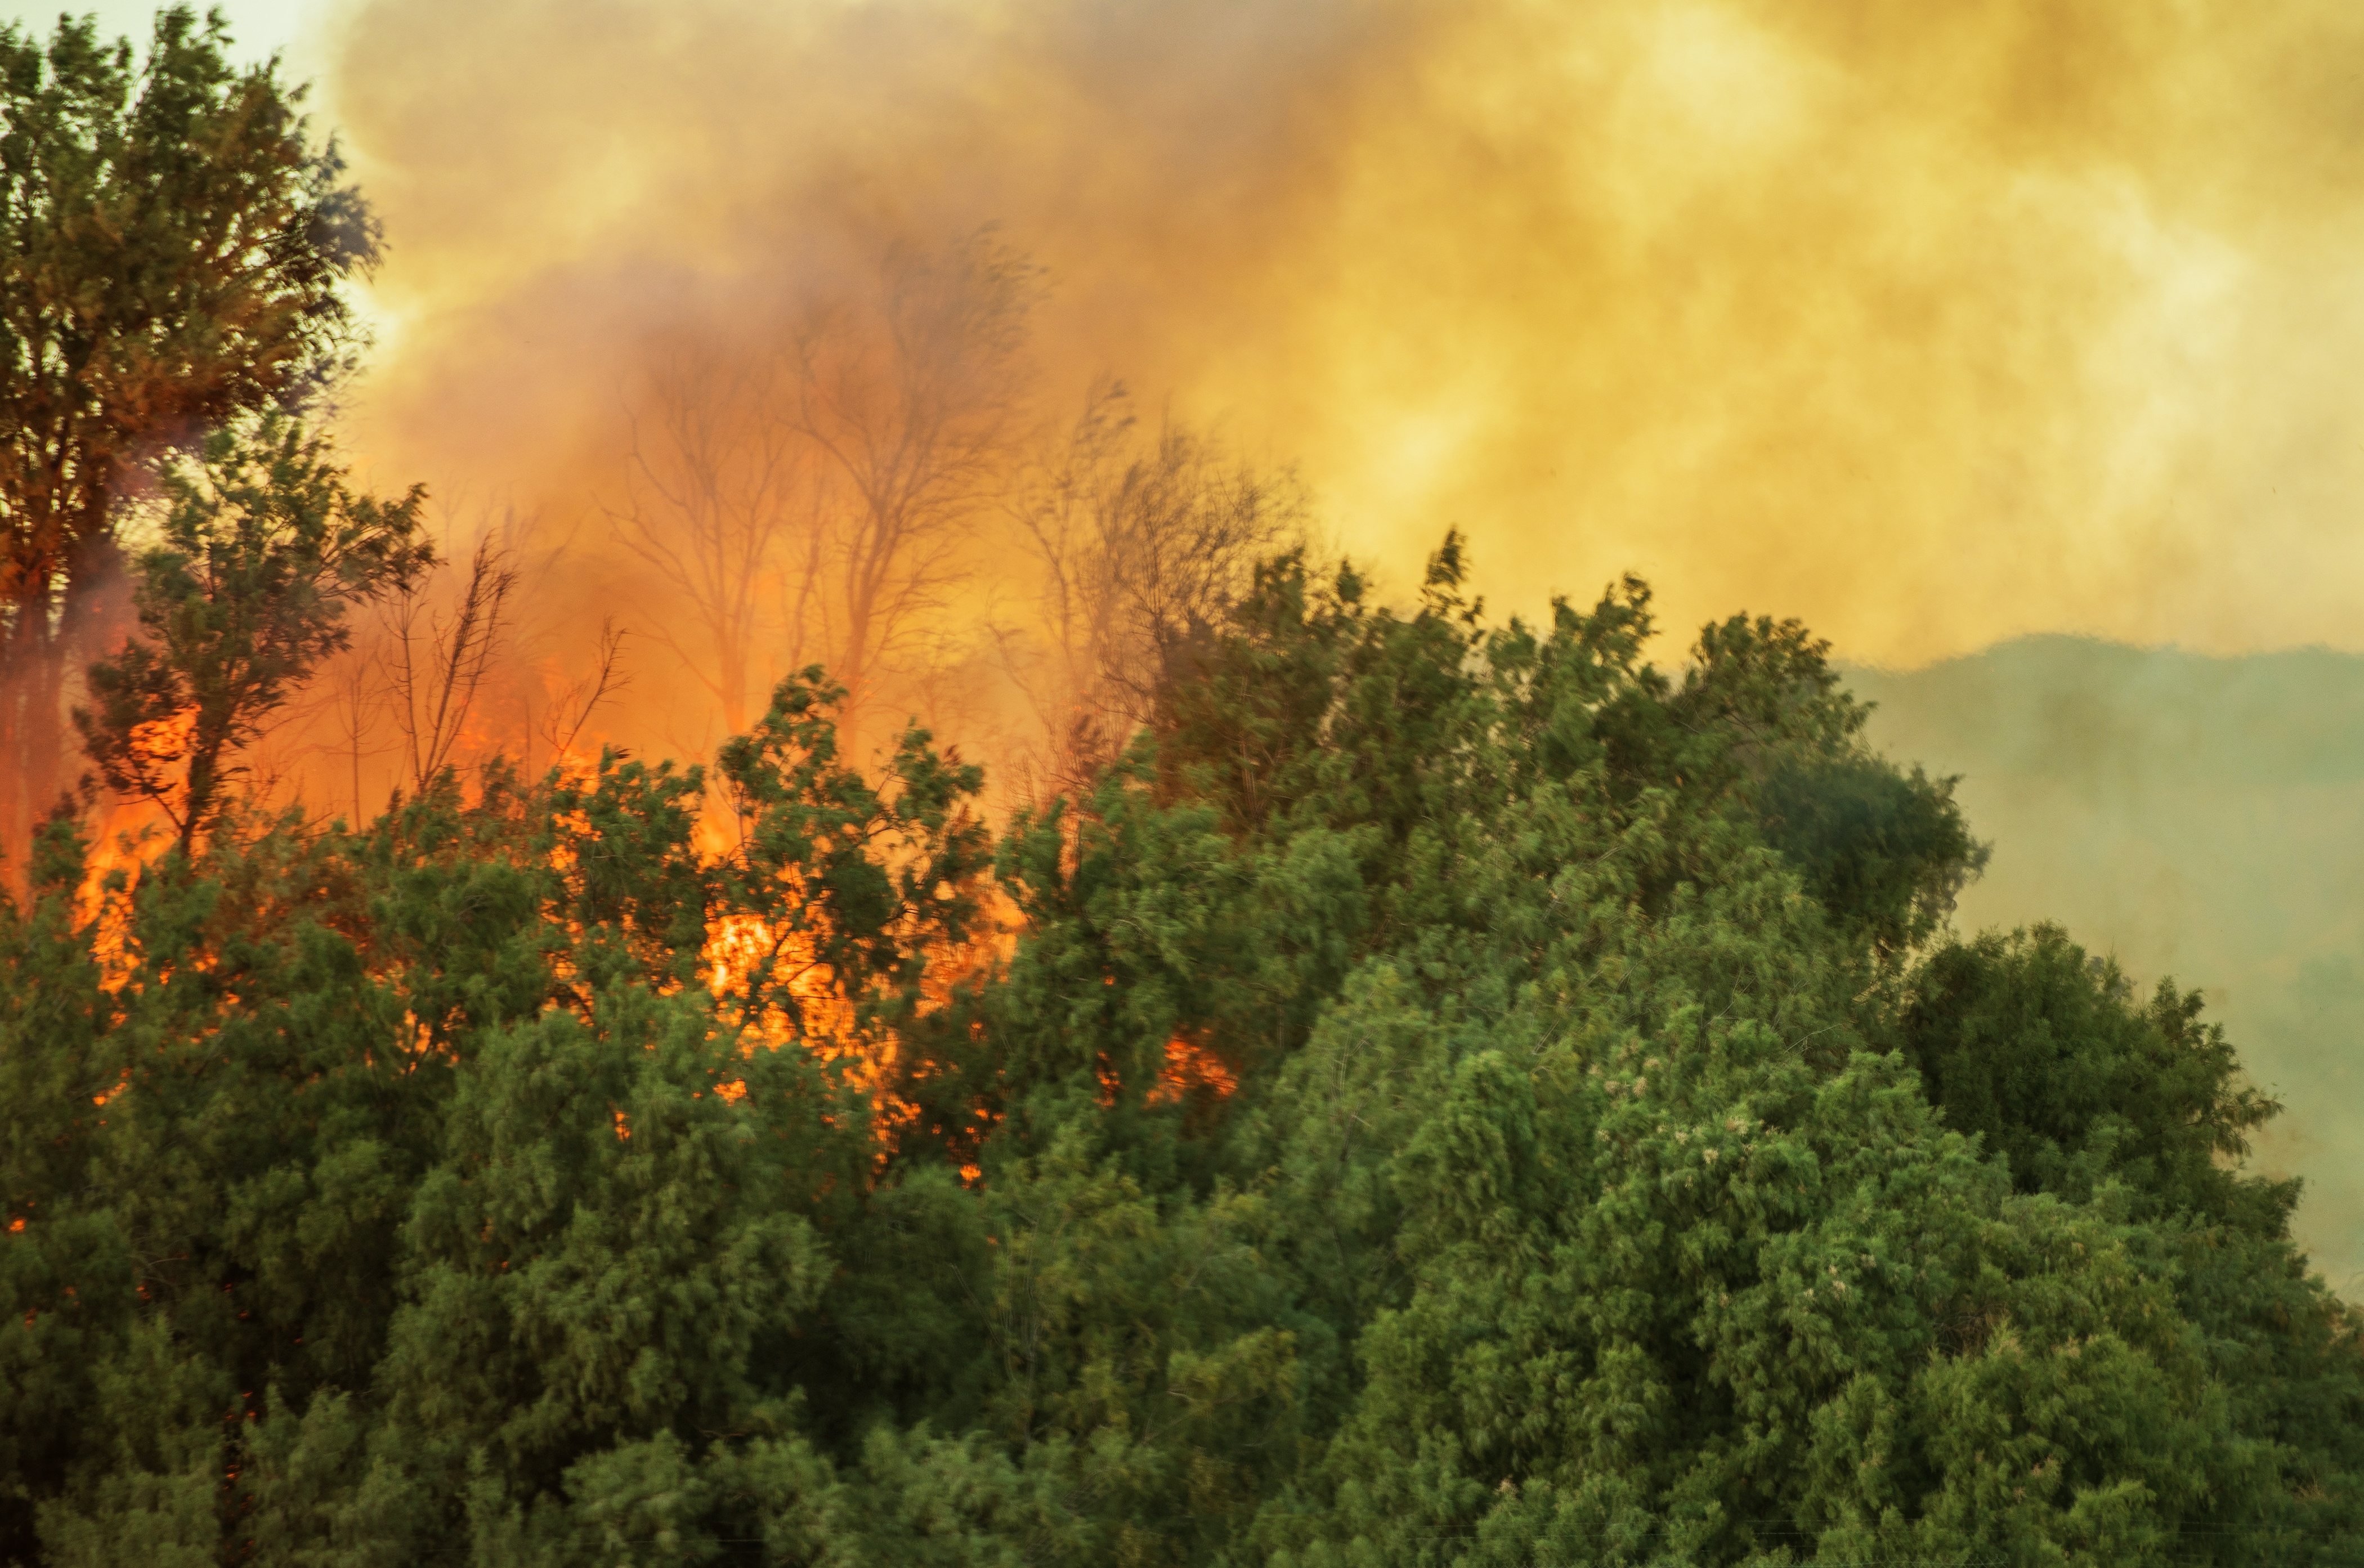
[1848,635,2364,1297]
[1853,634,2364,787]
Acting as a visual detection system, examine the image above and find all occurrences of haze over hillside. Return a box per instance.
[1855,636,2364,1297]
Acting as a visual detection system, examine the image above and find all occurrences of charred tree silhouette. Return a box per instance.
[535,616,629,767]
[324,644,386,823]
[383,536,516,794]
[607,343,821,735]
[1011,382,1303,792]
[792,231,1039,745]
[600,235,1033,754]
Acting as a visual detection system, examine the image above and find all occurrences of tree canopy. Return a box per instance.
[1,531,2355,1565]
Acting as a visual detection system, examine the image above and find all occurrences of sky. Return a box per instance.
[2,0,323,64]
[6,6,347,352]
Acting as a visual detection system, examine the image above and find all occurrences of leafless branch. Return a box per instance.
[383,536,518,794]
[790,229,1041,742]
[539,617,631,763]
[1008,380,1304,790]
[606,342,819,735]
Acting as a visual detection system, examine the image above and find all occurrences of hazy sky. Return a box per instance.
[20,0,2364,669]
[2,0,323,63]
[1857,642,2364,1298]
[306,0,2364,670]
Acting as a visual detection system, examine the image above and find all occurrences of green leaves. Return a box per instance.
[74,414,429,849]
[716,669,991,1034]
[379,983,839,1513]
[0,2,377,576]
[1900,925,2284,1224]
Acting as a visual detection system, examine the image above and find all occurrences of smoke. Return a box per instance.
[323,0,2364,692]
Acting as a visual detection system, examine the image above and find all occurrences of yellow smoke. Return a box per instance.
[326,0,2364,683]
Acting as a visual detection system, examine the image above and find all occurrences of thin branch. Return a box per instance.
[540,617,631,762]
[383,536,517,793]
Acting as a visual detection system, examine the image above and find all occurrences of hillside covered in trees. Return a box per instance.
[1852,639,2364,1298]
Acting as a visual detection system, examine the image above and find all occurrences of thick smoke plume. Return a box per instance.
[325,0,2364,703]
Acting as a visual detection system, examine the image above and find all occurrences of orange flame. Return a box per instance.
[1100,1033,1239,1110]
[1150,1034,1238,1105]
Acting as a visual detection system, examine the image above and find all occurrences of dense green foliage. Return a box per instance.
[2,537,2358,1565]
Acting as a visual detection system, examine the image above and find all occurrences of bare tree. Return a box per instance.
[383,536,517,793]
[791,230,1041,742]
[607,343,822,735]
[1010,380,1304,790]
[325,646,389,821]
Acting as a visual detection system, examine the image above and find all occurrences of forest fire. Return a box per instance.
[70,807,162,992]
[1100,1034,1239,1112]
[699,908,875,1097]
[702,911,770,997]
[3,4,2362,1564]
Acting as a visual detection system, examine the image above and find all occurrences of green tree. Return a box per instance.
[72,415,429,852]
[0,4,376,853]
[1899,925,2282,1224]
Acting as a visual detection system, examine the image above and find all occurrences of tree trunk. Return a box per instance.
[0,611,68,870]
[2,541,131,873]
